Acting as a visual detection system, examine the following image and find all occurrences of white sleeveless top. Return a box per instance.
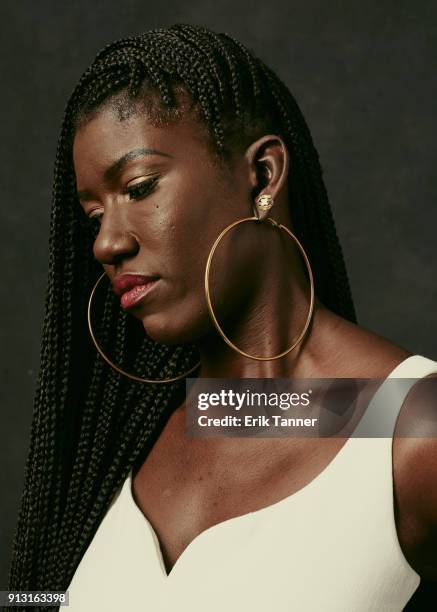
[66,354,437,611]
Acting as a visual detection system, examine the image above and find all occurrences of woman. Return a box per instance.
[7,23,437,611]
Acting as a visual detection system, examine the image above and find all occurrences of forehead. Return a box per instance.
[72,105,213,177]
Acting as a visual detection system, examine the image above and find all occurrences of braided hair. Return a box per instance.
[7,23,357,607]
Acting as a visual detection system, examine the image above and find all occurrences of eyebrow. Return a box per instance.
[76,147,172,200]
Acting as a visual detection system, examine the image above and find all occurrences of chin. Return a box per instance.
[138,314,195,346]
[138,306,212,346]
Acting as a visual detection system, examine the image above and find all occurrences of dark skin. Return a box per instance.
[73,105,437,580]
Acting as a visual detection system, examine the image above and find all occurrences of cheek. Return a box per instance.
[143,165,248,306]
[154,180,227,278]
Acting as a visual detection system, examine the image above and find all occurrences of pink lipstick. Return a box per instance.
[112,273,160,310]
[120,280,159,309]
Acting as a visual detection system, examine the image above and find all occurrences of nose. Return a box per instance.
[92,209,139,266]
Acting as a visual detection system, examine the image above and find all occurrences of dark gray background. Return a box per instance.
[1,0,436,598]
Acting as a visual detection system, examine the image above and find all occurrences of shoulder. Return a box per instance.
[316,308,412,377]
[393,369,437,581]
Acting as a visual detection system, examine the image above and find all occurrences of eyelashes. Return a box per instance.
[85,177,159,230]
[126,176,158,200]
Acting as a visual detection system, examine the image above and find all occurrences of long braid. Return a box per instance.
[7,24,357,609]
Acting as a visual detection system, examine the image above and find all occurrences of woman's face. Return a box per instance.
[73,104,262,345]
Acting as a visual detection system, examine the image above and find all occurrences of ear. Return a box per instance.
[244,134,289,201]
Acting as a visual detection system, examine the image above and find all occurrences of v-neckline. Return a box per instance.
[126,354,421,579]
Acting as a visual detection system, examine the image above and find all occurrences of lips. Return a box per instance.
[120,281,159,309]
[112,273,160,298]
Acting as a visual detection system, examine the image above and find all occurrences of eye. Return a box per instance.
[83,177,158,232]
[126,177,158,200]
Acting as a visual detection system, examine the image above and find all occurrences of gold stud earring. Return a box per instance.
[253,193,274,221]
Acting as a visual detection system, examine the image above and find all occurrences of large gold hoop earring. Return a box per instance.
[87,272,201,383]
[204,198,315,361]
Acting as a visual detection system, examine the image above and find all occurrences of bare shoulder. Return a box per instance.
[392,370,437,581]
[315,308,437,578]
[335,311,437,579]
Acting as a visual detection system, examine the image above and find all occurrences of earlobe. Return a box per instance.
[244,134,289,200]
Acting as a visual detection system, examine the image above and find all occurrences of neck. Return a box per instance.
[195,237,333,379]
